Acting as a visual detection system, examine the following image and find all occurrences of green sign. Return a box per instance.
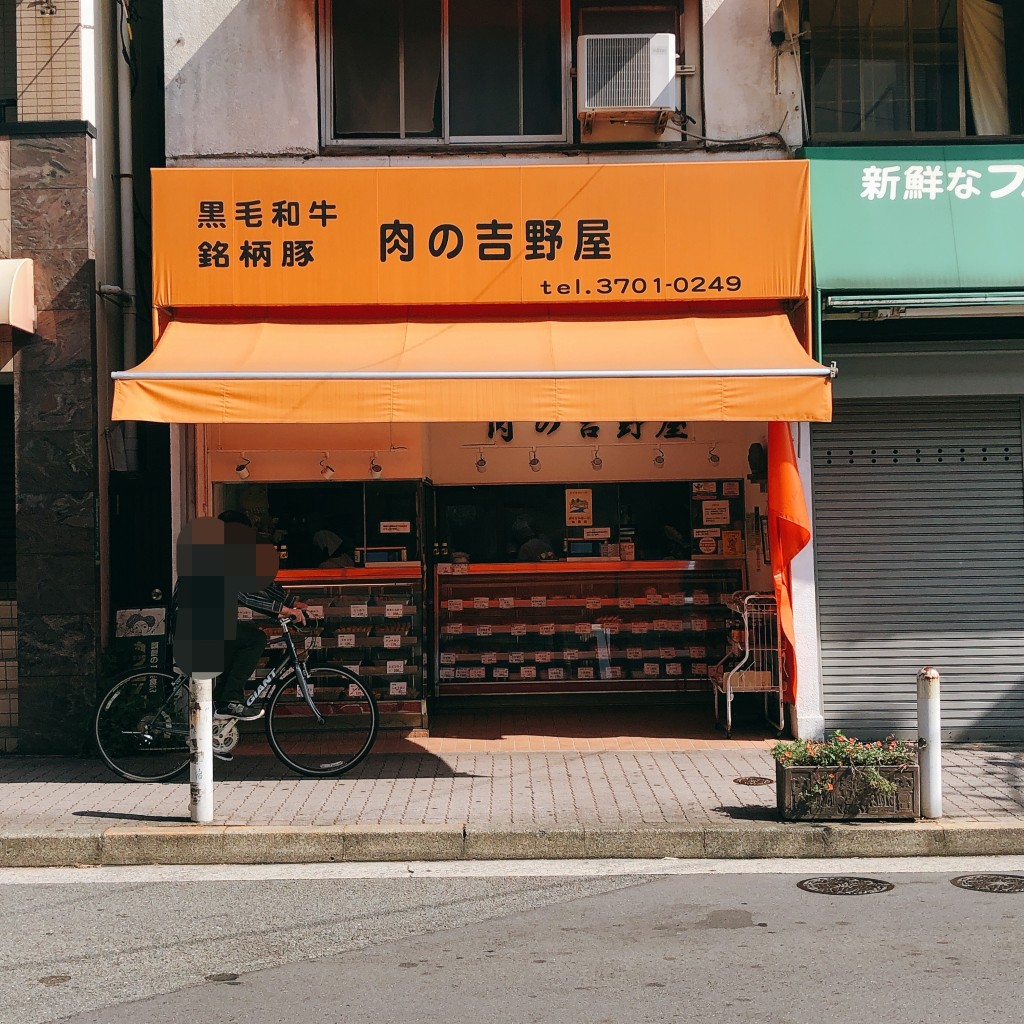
[806,146,1024,291]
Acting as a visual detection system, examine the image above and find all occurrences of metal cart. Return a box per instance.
[712,592,784,738]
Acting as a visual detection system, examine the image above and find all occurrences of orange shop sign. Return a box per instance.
[152,162,811,309]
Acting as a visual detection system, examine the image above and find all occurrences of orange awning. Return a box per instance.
[111,313,834,424]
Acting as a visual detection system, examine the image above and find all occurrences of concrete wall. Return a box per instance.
[164,0,804,161]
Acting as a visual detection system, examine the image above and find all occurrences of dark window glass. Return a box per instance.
[523,0,565,135]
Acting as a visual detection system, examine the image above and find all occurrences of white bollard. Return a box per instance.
[189,673,217,824]
[917,666,942,819]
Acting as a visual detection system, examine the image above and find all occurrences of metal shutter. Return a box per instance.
[811,396,1024,741]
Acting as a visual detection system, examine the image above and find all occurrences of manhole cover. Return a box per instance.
[734,776,774,787]
[950,874,1024,893]
[797,876,895,896]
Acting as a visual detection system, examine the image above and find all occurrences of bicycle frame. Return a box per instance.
[240,618,325,724]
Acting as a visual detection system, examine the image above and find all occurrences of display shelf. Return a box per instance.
[434,562,743,696]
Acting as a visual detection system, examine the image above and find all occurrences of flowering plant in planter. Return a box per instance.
[771,731,920,821]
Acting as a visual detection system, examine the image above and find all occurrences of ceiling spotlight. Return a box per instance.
[320,453,335,480]
[475,448,488,474]
[235,454,251,480]
[708,444,721,465]
[369,454,383,480]
[591,448,603,472]
[528,448,541,473]
[653,447,666,469]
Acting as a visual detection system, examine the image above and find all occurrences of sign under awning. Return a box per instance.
[111,313,834,424]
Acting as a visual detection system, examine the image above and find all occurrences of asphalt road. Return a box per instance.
[4,857,1024,1024]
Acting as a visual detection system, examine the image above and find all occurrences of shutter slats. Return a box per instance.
[812,396,1024,740]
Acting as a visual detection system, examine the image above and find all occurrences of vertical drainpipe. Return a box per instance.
[116,13,138,472]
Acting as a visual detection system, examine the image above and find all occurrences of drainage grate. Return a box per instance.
[951,874,1024,894]
[797,876,895,896]
[734,776,774,787]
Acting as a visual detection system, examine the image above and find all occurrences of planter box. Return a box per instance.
[776,761,920,821]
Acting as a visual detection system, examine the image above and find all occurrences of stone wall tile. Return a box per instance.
[16,552,98,614]
[16,493,95,555]
[11,187,90,251]
[20,310,93,371]
[17,614,97,677]
[15,369,94,431]
[9,135,89,190]
[0,138,10,191]
[13,430,96,492]
[10,249,94,310]
[15,674,96,753]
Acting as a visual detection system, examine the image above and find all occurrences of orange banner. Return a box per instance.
[152,162,810,309]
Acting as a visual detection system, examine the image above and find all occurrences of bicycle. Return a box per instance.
[94,614,379,782]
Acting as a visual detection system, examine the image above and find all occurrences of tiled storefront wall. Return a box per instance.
[10,130,100,753]
[15,1,83,122]
[0,587,16,752]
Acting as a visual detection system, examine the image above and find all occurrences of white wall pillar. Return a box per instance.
[790,421,825,739]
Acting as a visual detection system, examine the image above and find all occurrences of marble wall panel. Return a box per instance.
[16,493,95,555]
[19,310,93,371]
[17,613,97,677]
[14,368,95,431]
[16,552,98,614]
[9,135,89,190]
[11,249,94,310]
[14,430,96,492]
[11,188,90,251]
[15,676,96,752]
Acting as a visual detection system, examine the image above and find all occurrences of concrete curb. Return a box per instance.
[5,820,1024,867]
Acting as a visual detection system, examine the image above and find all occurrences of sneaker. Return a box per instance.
[215,701,264,721]
[214,751,234,762]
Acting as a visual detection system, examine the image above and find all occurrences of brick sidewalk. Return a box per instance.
[2,746,1024,836]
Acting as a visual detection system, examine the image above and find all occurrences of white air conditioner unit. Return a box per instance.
[577,33,678,136]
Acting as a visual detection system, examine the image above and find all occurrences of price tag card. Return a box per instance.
[585,597,602,611]
[347,684,363,698]
[389,680,408,697]
[627,647,643,660]
[660,646,676,659]
[440,652,457,665]
[536,651,552,664]
[338,634,356,648]
[439,667,455,680]
[456,667,471,679]
[437,563,453,575]
[646,594,664,606]
[304,605,324,620]
[238,607,254,620]
[509,652,525,664]
[493,667,510,680]
[481,652,498,665]
[692,616,709,632]
[666,662,683,676]
[383,634,402,649]
[386,660,405,675]
[653,619,672,632]
[447,599,464,612]
[604,623,620,635]
[618,597,635,610]
[476,625,493,637]
[667,620,685,632]
[445,623,463,635]
[520,666,537,679]
[473,597,490,610]
[547,667,565,680]
[693,662,709,676]
[575,623,592,636]
[564,648,580,661]
[689,646,707,659]
[539,623,556,637]
[643,662,661,677]
[693,591,711,606]
[470,667,486,680]
[511,623,528,637]
[452,563,469,574]
[577,666,595,680]
[385,603,403,619]
[498,597,515,610]
[668,593,687,606]
[608,666,623,679]
[350,603,369,619]
[630,622,648,635]
[530,596,547,608]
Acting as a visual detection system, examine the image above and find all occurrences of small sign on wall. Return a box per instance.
[380,521,411,534]
[565,488,593,526]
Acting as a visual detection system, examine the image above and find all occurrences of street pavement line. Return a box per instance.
[4,855,1024,884]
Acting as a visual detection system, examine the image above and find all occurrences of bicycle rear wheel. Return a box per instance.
[265,667,379,777]
[94,670,191,782]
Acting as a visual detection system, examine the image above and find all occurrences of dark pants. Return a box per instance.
[215,621,267,707]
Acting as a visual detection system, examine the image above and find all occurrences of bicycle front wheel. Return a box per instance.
[265,667,379,777]
[94,670,191,783]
